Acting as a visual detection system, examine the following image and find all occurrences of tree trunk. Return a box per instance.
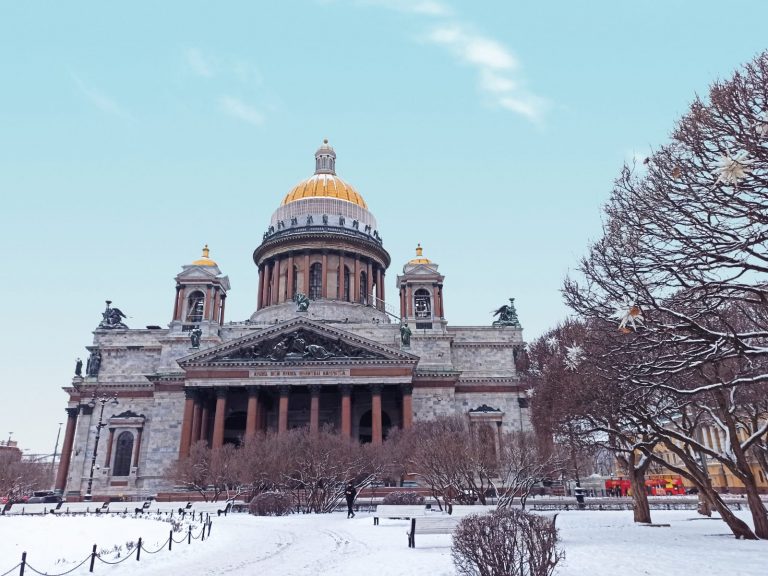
[697,492,712,517]
[628,465,651,523]
[702,484,757,540]
[743,481,768,539]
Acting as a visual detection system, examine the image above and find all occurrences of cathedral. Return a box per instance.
[55,141,529,499]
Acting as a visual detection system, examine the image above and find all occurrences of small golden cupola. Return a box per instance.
[408,243,432,265]
[192,244,217,267]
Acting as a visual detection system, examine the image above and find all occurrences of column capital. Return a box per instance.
[369,383,383,395]
[185,388,198,400]
[246,385,261,397]
[400,384,413,395]
[65,407,79,418]
[279,385,291,397]
[339,384,353,396]
[309,384,322,397]
[215,387,229,399]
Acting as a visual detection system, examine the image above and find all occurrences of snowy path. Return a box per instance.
[2,510,766,576]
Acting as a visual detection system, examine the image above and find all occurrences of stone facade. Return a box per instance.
[57,142,529,499]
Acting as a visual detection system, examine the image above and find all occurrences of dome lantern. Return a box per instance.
[315,139,336,175]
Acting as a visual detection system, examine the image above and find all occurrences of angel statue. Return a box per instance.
[99,300,128,329]
[492,298,520,327]
[294,292,310,312]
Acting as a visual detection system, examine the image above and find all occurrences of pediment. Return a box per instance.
[178,317,418,367]
[176,267,220,281]
[405,263,440,275]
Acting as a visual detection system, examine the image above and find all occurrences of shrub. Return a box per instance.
[382,491,425,505]
[249,491,293,516]
[452,508,563,576]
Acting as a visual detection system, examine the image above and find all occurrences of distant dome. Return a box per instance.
[408,244,432,265]
[280,140,368,209]
[191,244,217,267]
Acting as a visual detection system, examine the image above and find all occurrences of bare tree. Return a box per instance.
[495,431,559,510]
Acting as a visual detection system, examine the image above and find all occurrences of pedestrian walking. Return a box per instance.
[345,482,357,518]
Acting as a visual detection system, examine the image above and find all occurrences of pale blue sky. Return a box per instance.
[2,0,767,453]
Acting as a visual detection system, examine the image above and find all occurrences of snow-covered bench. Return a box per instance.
[373,505,427,525]
[6,503,53,515]
[406,516,461,548]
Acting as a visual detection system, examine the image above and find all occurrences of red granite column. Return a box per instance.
[406,285,413,317]
[271,258,280,305]
[55,408,79,493]
[257,265,264,310]
[212,388,228,448]
[303,253,310,296]
[400,287,406,318]
[199,401,210,445]
[401,385,413,429]
[278,386,290,435]
[178,390,196,458]
[309,385,321,434]
[103,428,115,468]
[245,386,259,441]
[262,262,271,307]
[219,295,226,325]
[338,252,345,299]
[340,385,352,438]
[133,427,143,467]
[371,384,383,446]
[287,253,294,300]
[366,260,373,304]
[353,257,361,303]
[203,285,212,319]
[190,399,202,448]
[321,253,328,299]
[173,285,182,320]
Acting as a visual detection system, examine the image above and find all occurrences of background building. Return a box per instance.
[56,142,529,499]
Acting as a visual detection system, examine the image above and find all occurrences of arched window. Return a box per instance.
[360,271,368,305]
[343,266,351,302]
[186,290,205,323]
[309,262,323,300]
[292,265,299,299]
[414,289,432,319]
[113,431,134,477]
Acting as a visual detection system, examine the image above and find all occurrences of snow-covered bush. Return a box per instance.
[382,491,424,505]
[452,509,563,576]
[249,492,293,516]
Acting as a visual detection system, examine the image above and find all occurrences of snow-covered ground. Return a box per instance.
[1,509,765,575]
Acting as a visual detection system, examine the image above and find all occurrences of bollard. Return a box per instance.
[188,525,192,544]
[169,530,173,551]
[136,538,142,561]
[89,544,97,573]
[208,521,212,538]
[201,523,205,541]
[19,552,26,576]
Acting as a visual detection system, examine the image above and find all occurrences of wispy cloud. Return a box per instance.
[219,96,264,126]
[423,23,545,121]
[185,48,214,78]
[361,0,546,122]
[71,74,128,117]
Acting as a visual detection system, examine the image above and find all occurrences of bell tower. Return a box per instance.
[396,244,446,330]
[170,245,231,337]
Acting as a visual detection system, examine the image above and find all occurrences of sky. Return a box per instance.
[2,0,767,454]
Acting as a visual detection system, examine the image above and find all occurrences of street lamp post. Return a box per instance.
[83,394,118,501]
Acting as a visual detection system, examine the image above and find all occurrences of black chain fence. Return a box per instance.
[2,517,213,576]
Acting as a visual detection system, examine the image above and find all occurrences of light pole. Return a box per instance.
[83,393,118,501]
[50,422,63,488]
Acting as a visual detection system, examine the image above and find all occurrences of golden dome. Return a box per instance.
[192,244,217,267]
[281,173,368,208]
[408,243,432,264]
[280,140,368,208]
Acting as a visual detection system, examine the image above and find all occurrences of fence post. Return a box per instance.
[201,523,205,542]
[136,538,142,562]
[207,521,212,538]
[19,552,26,576]
[188,525,192,544]
[169,530,173,551]
[89,544,97,573]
